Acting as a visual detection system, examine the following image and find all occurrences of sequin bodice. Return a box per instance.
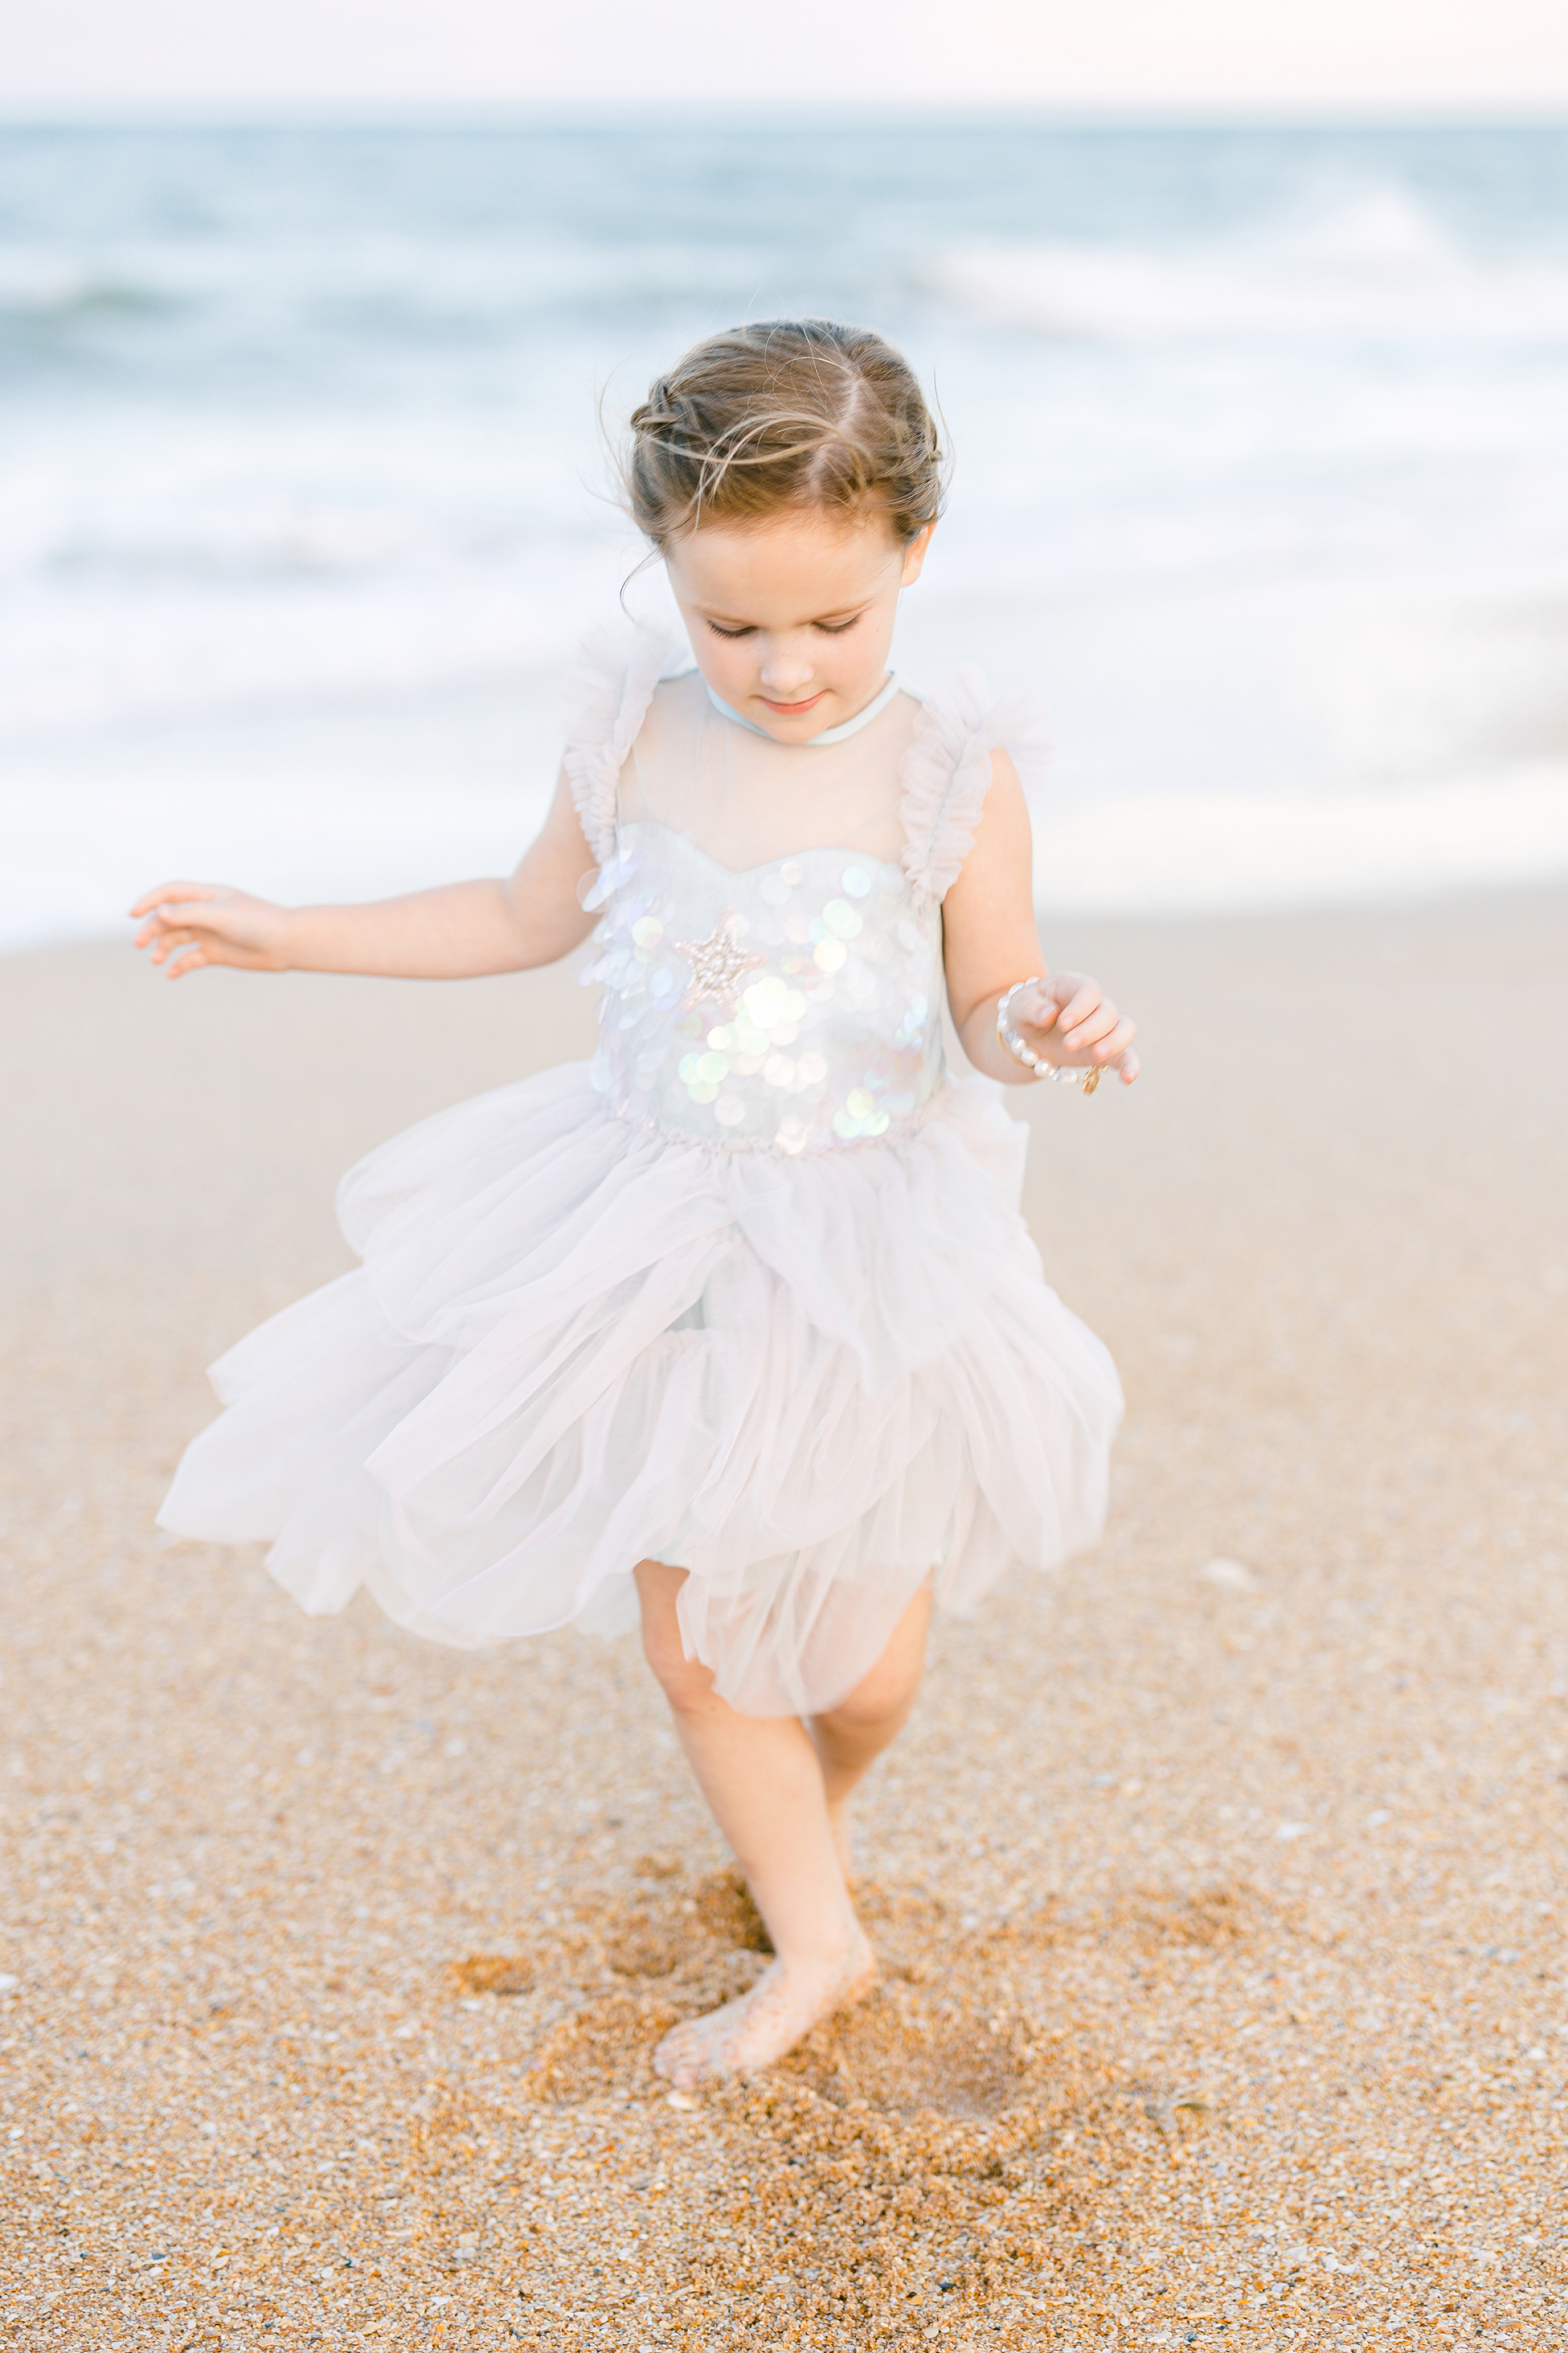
[583,822,945,1156]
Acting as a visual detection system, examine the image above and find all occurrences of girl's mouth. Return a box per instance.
[759,691,826,717]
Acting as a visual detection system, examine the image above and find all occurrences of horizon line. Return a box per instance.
[3,100,1568,130]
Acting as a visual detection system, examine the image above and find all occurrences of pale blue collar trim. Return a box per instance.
[705,672,903,746]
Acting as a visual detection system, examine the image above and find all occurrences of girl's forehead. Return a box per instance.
[666,510,904,614]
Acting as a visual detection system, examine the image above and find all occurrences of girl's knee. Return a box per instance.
[822,1655,920,1739]
[827,1595,930,1731]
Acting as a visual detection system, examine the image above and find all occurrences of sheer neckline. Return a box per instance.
[704,672,905,747]
[620,815,908,885]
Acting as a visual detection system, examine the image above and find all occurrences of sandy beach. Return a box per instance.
[2,889,1566,2350]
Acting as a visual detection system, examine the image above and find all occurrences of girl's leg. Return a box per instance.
[633,1561,928,2086]
[809,1580,932,1873]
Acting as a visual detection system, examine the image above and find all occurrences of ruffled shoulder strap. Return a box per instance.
[559,617,680,866]
[897,665,1051,906]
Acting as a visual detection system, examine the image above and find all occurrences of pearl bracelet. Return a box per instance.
[995,978,1103,1092]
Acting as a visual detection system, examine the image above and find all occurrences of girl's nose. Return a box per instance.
[757,639,814,695]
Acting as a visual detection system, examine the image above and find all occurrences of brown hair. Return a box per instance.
[621,319,947,548]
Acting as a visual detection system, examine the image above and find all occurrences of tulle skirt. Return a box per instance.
[159,1063,1122,1716]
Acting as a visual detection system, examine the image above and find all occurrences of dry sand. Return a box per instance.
[2,891,1566,2351]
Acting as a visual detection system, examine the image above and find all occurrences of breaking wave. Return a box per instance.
[925,184,1568,344]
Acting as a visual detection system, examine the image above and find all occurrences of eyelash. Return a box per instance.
[707,616,862,640]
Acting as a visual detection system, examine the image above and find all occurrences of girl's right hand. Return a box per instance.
[130,882,293,978]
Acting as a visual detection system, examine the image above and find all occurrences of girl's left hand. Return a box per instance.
[1012,971,1140,1084]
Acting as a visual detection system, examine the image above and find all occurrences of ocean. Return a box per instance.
[3,117,1567,946]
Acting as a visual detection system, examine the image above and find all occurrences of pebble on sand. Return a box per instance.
[1197,1556,1259,1590]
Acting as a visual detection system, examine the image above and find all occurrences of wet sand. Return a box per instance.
[2,892,1566,2349]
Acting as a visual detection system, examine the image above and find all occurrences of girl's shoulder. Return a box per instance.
[560,617,1050,903]
[559,617,686,868]
[897,664,1051,905]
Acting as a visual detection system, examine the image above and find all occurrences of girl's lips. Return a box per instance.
[759,692,826,716]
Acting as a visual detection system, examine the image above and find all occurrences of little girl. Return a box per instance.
[133,319,1137,2089]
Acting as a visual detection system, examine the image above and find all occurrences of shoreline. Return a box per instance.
[9,775,1568,958]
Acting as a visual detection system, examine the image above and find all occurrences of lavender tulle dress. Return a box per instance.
[159,622,1122,1716]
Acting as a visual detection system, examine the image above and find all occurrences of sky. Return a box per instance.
[4,0,1568,113]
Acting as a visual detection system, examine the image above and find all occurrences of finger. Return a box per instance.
[1046,969,1096,1005]
[128,881,216,918]
[151,898,228,933]
[1116,1049,1141,1085]
[164,945,210,978]
[1063,1001,1121,1052]
[1055,986,1104,1038]
[134,910,199,945]
[150,934,205,967]
[1003,982,1057,1032]
[1087,1015,1137,1063]
[139,904,227,951]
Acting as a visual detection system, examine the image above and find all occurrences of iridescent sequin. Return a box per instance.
[584,825,944,1156]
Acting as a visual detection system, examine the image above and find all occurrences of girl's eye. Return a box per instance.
[815,615,862,635]
[707,622,754,640]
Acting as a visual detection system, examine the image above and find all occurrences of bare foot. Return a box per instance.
[652,1934,877,2090]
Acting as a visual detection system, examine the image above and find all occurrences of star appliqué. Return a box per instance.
[674,911,765,1012]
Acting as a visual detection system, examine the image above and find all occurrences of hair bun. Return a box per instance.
[619,319,948,549]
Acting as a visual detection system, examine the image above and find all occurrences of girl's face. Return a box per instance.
[663,505,932,742]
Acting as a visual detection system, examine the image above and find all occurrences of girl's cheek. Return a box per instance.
[702,637,751,691]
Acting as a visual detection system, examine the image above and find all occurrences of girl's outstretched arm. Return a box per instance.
[941,751,1140,1087]
[131,769,599,981]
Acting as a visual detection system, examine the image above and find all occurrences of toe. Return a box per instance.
[653,2021,704,2089]
[651,2027,685,2082]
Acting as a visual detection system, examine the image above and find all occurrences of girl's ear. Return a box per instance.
[900,521,936,587]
